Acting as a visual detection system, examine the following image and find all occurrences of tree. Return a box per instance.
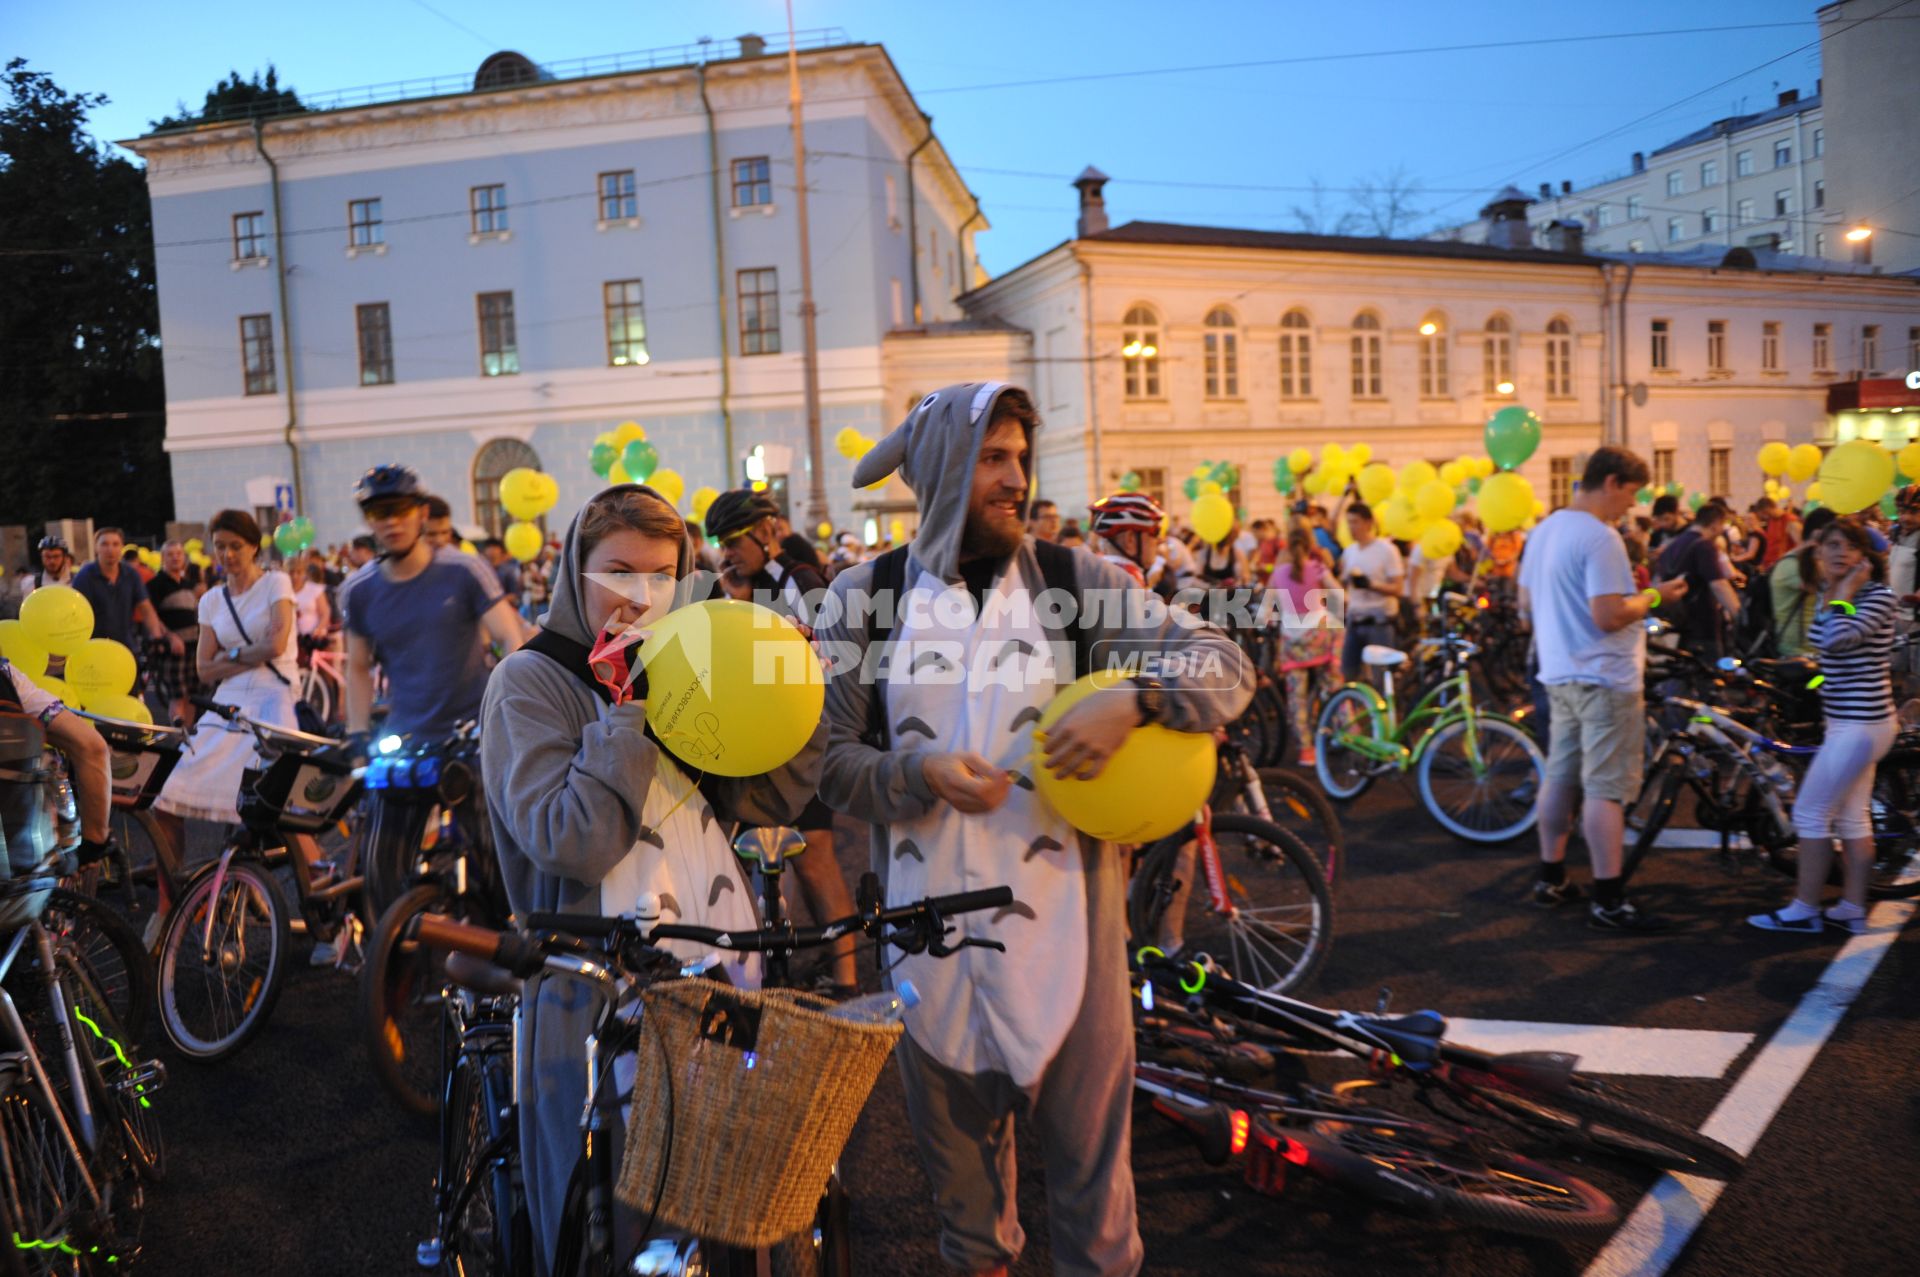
[0,59,169,546]
[1286,178,1361,237]
[1347,166,1430,239]
[150,66,303,131]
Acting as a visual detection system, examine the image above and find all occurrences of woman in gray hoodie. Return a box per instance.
[480,482,827,1274]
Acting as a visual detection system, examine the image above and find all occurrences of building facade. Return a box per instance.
[125,34,982,542]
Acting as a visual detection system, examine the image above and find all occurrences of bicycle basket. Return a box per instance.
[617,980,903,1248]
[242,748,360,834]
[91,717,185,811]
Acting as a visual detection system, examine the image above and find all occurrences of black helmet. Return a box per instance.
[702,489,780,542]
[354,463,427,508]
[37,535,69,552]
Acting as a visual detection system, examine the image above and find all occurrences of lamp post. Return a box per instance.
[785,1,828,529]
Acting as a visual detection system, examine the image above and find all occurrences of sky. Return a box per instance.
[11,0,1845,273]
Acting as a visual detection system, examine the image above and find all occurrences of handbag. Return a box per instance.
[223,584,327,736]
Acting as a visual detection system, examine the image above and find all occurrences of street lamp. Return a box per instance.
[1845,225,1873,243]
[1419,321,1438,336]
[1496,381,1515,395]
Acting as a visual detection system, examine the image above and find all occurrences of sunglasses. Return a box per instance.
[363,498,422,521]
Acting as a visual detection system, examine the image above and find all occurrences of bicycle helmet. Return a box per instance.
[353,463,427,508]
[36,535,69,552]
[702,488,781,542]
[1088,491,1166,536]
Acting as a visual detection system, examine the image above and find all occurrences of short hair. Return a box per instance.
[94,526,124,542]
[121,546,140,560]
[577,488,687,562]
[424,495,452,521]
[351,534,377,552]
[305,559,328,585]
[1800,506,1838,541]
[1347,502,1375,523]
[1581,446,1651,491]
[1651,494,1680,518]
[1693,501,1729,528]
[780,533,823,570]
[208,508,263,548]
[989,387,1039,432]
[1752,496,1777,513]
[1030,498,1056,515]
[477,537,504,553]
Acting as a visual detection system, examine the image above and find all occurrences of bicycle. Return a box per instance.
[152,695,369,1061]
[71,709,190,943]
[1314,634,1544,844]
[1210,729,1345,887]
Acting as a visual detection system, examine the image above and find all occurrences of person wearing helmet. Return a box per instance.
[15,535,76,605]
[1086,492,1166,589]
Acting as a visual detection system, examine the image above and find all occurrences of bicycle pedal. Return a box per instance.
[415,1239,444,1268]
[116,1060,168,1098]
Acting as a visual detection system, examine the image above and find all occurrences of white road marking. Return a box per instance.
[1442,1019,1753,1079]
[1647,829,1749,849]
[1583,898,1917,1277]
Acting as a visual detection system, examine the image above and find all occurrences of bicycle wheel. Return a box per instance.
[1868,776,1920,898]
[440,1039,525,1277]
[1253,768,1345,887]
[1293,1116,1619,1240]
[156,858,290,1061]
[300,665,333,726]
[1622,751,1688,883]
[40,889,153,1049]
[61,953,164,1185]
[1127,813,1333,994]
[362,797,432,924]
[1314,687,1384,802]
[770,1172,852,1277]
[362,883,453,1118]
[1416,717,1543,844]
[1253,684,1288,768]
[0,1059,96,1275]
[1445,1071,1744,1179]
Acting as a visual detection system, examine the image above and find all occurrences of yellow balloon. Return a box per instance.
[1335,518,1355,548]
[1531,500,1547,518]
[1356,463,1397,505]
[1480,472,1534,533]
[1414,479,1455,520]
[1786,443,1823,484]
[1898,443,1920,482]
[504,521,543,562]
[459,540,479,556]
[1032,671,1217,843]
[1757,441,1792,477]
[1321,443,1348,471]
[20,585,94,656]
[1375,495,1416,540]
[614,421,647,447]
[64,638,137,699]
[185,537,204,553]
[690,486,720,521]
[500,467,557,521]
[1199,479,1223,497]
[1288,447,1314,473]
[889,518,907,542]
[815,522,833,539]
[638,600,824,777]
[650,468,685,506]
[1191,492,1235,543]
[1399,460,1438,493]
[834,427,865,459]
[78,690,152,725]
[1348,443,1373,465]
[0,619,50,680]
[1474,456,1497,479]
[1420,519,1463,559]
[608,460,633,484]
[1805,482,1824,501]
[1817,440,1894,514]
[32,674,73,702]
[190,551,212,569]
[1438,461,1465,488]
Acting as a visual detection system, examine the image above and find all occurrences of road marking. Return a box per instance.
[1583,898,1916,1277]
[1443,1020,1753,1079]
[1647,829,1749,849]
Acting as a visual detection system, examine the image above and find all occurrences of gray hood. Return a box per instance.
[539,482,699,646]
[851,381,1034,582]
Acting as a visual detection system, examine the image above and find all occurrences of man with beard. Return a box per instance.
[819,383,1249,1276]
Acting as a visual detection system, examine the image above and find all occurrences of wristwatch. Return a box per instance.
[1132,676,1167,726]
[227,645,243,662]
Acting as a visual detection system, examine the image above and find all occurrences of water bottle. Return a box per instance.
[826,980,920,1024]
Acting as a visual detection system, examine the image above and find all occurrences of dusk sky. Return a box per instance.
[14,0,1838,272]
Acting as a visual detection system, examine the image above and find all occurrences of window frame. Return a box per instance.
[1813,179,1825,210]
[1735,197,1754,226]
[1418,313,1449,398]
[1773,189,1792,217]
[239,313,275,396]
[1703,207,1721,235]
[1122,304,1163,400]
[1667,216,1684,243]
[1278,309,1312,401]
[1735,149,1753,177]
[598,170,637,221]
[1482,314,1514,395]
[1709,447,1730,496]
[1666,171,1684,197]
[356,302,394,386]
[1700,158,1719,186]
[1653,448,1675,488]
[1349,311,1383,400]
[1862,324,1881,375]
[1549,456,1573,510]
[1774,140,1792,168]
[738,267,781,356]
[1650,318,1672,371]
[476,290,519,377]
[1707,319,1728,372]
[1545,317,1574,399]
[603,279,649,367]
[1812,127,1824,157]
[1626,195,1644,220]
[1761,320,1781,372]
[348,198,383,247]
[470,184,508,236]
[1813,321,1832,372]
[731,156,773,208]
[1202,306,1240,399]
[232,211,266,261]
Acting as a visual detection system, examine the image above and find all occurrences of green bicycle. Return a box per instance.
[1313,636,1544,843]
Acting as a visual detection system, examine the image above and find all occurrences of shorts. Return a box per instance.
[147,633,203,705]
[796,794,835,833]
[1543,683,1644,805]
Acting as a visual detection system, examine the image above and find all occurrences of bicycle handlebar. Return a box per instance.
[190,694,341,752]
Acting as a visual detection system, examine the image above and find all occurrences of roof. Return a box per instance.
[1080,220,1600,266]
[1649,93,1820,158]
[885,317,1028,337]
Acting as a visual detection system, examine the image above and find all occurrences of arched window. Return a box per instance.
[1418,312,1449,398]
[1279,309,1312,400]
[1121,305,1161,399]
[1484,315,1515,395]
[1546,317,1574,399]
[1350,312,1382,399]
[473,437,542,537]
[1203,306,1239,399]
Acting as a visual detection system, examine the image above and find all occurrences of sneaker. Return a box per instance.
[309,940,340,967]
[1532,878,1585,908]
[1746,908,1822,934]
[1588,900,1671,933]
[1824,910,1868,936]
[1296,749,1317,768]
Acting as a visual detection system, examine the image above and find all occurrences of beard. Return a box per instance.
[960,501,1026,560]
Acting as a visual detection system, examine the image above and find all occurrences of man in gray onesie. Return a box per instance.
[818,383,1250,1275]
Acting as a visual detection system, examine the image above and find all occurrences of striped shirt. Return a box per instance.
[1807,579,1896,722]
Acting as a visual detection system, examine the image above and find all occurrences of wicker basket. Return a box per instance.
[616,980,903,1247]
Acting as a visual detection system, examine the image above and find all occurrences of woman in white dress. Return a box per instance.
[151,509,300,917]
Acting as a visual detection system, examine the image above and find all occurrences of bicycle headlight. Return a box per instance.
[377,734,404,756]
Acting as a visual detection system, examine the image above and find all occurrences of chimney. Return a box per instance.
[737,33,767,58]
[1631,151,1645,173]
[1561,180,1573,195]
[1538,182,1552,200]
[1073,165,1110,238]
[1480,186,1535,251]
[1545,218,1585,255]
[1778,88,1799,107]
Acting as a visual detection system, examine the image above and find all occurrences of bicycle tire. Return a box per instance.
[1447,1071,1744,1180]
[1314,687,1384,802]
[1868,775,1920,898]
[1253,767,1345,887]
[362,797,432,925]
[61,951,164,1185]
[1127,813,1333,994]
[1416,717,1543,844]
[0,1058,99,1274]
[1622,752,1688,883]
[440,1044,524,1277]
[40,888,153,1048]
[300,665,332,726]
[362,883,453,1118]
[1253,684,1288,768]
[1292,1117,1619,1240]
[156,858,291,1061]
[770,1174,852,1277]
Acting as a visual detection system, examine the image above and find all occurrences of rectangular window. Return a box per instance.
[477,291,518,377]
[1667,216,1684,243]
[598,170,636,221]
[1862,324,1880,374]
[1812,127,1824,157]
[731,157,772,208]
[603,280,648,367]
[1707,319,1728,371]
[1814,179,1825,209]
[1626,195,1644,220]
[1549,457,1573,510]
[348,198,383,247]
[356,302,393,386]
[1135,467,1168,512]
[1735,198,1754,225]
[1595,204,1613,228]
[1654,448,1675,488]
[1701,158,1719,186]
[1703,208,1720,234]
[239,313,275,395]
[1651,318,1670,370]
[1628,238,1645,252]
[1774,140,1792,168]
[1546,329,1573,398]
[884,173,899,227]
[1815,231,1827,258]
[1735,150,1753,177]
[1279,324,1312,400]
[1762,320,1781,371]
[1667,171,1684,197]
[1710,447,1730,496]
[232,211,265,260]
[890,277,903,327]
[1774,189,1793,217]
[471,184,508,235]
[737,267,780,355]
[1813,322,1832,371]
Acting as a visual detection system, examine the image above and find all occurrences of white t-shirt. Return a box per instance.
[293,581,326,636]
[1518,508,1642,692]
[1340,537,1404,621]
[201,571,299,684]
[4,664,65,724]
[1407,546,1450,604]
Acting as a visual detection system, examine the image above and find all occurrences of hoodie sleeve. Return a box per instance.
[817,563,939,824]
[481,651,663,888]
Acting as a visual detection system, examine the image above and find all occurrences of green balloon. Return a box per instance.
[1804,498,1823,512]
[1484,405,1542,471]
[1466,476,1482,494]
[1898,473,1914,489]
[273,522,301,556]
[1636,486,1654,504]
[1182,476,1201,501]
[621,440,659,482]
[590,442,617,477]
[1687,492,1705,512]
[1119,470,1142,493]
[1665,481,1683,497]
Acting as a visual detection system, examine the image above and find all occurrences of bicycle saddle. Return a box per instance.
[732,825,807,871]
[442,950,523,998]
[1361,645,1408,668]
[1364,1009,1447,1038]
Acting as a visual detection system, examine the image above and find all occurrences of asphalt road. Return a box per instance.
[125,776,1918,1277]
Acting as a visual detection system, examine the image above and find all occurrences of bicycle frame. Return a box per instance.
[1330,668,1486,772]
[0,920,107,1211]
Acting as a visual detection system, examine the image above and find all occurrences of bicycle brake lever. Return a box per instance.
[927,935,1005,958]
